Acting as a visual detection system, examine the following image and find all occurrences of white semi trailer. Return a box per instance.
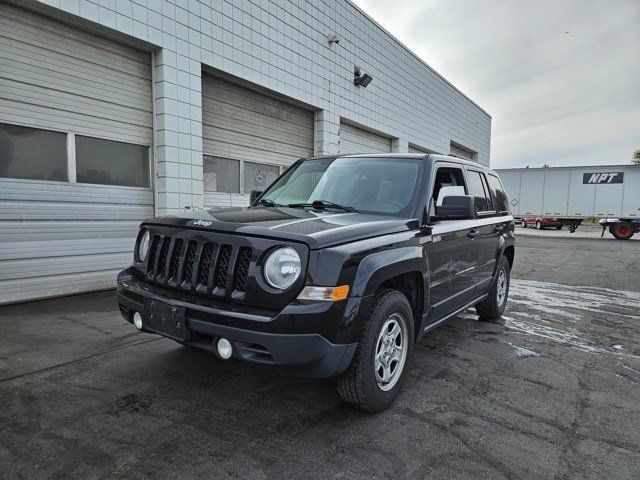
[495,164,640,240]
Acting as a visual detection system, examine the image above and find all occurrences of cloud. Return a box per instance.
[352,0,640,167]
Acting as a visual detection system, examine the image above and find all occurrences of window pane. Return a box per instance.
[488,175,509,214]
[244,162,279,193]
[76,136,149,187]
[0,123,67,181]
[467,171,493,213]
[203,156,240,193]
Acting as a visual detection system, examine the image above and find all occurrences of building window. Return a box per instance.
[75,136,149,187]
[203,156,240,193]
[244,162,279,193]
[0,123,67,181]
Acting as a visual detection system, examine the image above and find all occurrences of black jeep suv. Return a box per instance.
[117,154,515,411]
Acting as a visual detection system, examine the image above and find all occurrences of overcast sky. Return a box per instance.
[352,0,640,168]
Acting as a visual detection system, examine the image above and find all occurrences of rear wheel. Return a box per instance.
[337,290,414,412]
[476,256,511,320]
[556,225,562,230]
[611,222,634,240]
[536,220,542,230]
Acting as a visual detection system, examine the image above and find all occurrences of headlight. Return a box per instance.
[137,230,150,261]
[263,247,301,289]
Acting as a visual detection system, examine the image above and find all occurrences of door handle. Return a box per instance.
[467,230,480,239]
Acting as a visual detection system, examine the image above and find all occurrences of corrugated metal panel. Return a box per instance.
[0,4,153,304]
[339,123,391,154]
[0,3,152,144]
[408,144,434,154]
[450,144,475,161]
[202,75,314,208]
[0,179,153,304]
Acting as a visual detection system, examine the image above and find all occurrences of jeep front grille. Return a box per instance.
[145,234,252,298]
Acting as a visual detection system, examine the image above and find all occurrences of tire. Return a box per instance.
[521,219,526,228]
[476,256,511,320]
[536,220,542,230]
[337,290,414,412]
[556,225,562,230]
[611,222,634,240]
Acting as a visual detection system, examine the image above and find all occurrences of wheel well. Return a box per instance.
[376,271,423,340]
[503,245,514,270]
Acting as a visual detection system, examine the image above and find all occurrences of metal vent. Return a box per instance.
[214,245,232,290]
[233,247,252,292]
[146,235,160,276]
[198,243,216,286]
[168,238,183,282]
[183,241,198,286]
[156,237,171,279]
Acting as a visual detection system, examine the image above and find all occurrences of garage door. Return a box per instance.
[0,3,153,304]
[408,145,434,154]
[339,123,391,154]
[450,143,476,161]
[201,75,314,208]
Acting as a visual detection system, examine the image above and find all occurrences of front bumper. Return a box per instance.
[117,267,359,378]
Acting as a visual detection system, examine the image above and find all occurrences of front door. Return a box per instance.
[424,163,479,323]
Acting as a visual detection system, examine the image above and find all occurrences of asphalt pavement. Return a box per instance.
[1,233,639,479]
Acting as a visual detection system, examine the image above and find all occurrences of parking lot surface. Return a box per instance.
[1,234,639,479]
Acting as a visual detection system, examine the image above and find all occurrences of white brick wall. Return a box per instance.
[26,0,491,214]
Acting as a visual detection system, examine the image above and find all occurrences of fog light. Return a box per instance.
[133,312,143,330]
[217,338,233,359]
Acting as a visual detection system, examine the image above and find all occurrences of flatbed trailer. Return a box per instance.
[495,165,640,239]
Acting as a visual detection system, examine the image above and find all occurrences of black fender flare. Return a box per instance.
[350,245,428,298]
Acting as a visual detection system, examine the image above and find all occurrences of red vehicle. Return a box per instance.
[519,217,563,230]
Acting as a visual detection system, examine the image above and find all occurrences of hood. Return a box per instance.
[143,207,418,249]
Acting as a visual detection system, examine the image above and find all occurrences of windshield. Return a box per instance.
[259,157,423,216]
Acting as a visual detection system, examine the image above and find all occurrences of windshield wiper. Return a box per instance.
[255,198,282,207]
[286,200,357,213]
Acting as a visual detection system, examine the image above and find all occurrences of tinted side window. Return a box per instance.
[487,174,509,214]
[466,170,494,214]
[76,136,149,187]
[203,156,240,193]
[431,167,467,207]
[244,162,279,193]
[0,123,67,181]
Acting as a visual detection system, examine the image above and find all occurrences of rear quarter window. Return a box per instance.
[487,174,510,215]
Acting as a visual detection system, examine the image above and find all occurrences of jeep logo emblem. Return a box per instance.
[191,219,213,227]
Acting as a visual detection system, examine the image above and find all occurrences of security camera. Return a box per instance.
[328,34,340,45]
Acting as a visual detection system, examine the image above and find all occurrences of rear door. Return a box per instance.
[465,168,503,292]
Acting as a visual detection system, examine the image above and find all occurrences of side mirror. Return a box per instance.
[434,195,475,220]
[249,190,263,205]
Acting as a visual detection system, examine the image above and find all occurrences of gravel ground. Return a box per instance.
[1,234,639,480]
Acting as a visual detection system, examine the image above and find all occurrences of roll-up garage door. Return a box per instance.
[408,144,434,154]
[338,123,391,154]
[0,3,153,304]
[450,143,476,161]
[201,75,314,208]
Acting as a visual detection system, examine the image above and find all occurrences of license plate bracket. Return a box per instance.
[144,299,188,341]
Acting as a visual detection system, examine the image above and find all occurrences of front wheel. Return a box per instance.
[521,219,527,228]
[476,256,511,320]
[536,220,542,230]
[337,290,414,412]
